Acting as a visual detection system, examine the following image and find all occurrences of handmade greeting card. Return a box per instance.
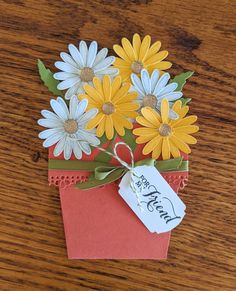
[37,34,199,259]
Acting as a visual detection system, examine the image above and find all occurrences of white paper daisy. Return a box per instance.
[53,41,119,100]
[131,69,183,119]
[38,96,100,160]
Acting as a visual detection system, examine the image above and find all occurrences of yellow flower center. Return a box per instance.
[80,67,95,82]
[131,61,143,74]
[159,124,172,136]
[64,119,78,134]
[143,94,157,108]
[102,102,115,115]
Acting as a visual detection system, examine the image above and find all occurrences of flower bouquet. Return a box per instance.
[38,34,199,259]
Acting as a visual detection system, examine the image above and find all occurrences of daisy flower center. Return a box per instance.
[80,67,95,82]
[102,102,115,115]
[143,94,157,109]
[131,61,143,74]
[64,119,78,134]
[159,123,172,137]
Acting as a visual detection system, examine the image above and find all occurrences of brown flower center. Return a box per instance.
[64,119,78,134]
[80,67,94,82]
[142,94,157,108]
[102,102,115,115]
[131,61,143,74]
[159,124,172,136]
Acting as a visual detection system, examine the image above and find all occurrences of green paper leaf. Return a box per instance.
[179,97,192,106]
[95,149,112,163]
[37,59,63,96]
[99,134,108,145]
[122,129,136,152]
[94,133,116,163]
[170,71,194,92]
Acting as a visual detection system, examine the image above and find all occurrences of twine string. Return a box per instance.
[95,142,144,211]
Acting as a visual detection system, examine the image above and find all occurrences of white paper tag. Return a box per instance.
[118,165,186,234]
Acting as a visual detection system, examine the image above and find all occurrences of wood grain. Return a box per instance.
[0,0,236,290]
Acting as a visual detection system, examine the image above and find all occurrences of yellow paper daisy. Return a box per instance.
[133,99,199,160]
[113,33,172,82]
[79,75,139,140]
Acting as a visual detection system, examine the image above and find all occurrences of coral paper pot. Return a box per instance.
[48,145,188,259]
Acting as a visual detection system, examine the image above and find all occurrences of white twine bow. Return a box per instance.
[95,142,144,211]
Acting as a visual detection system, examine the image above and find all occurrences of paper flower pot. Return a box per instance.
[36,34,199,259]
[48,145,188,259]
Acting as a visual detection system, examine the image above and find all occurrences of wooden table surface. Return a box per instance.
[1,0,236,290]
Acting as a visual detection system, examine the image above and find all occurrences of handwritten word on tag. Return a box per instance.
[118,165,186,234]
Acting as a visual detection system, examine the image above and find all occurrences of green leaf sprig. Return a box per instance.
[37,59,63,96]
[170,71,194,106]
